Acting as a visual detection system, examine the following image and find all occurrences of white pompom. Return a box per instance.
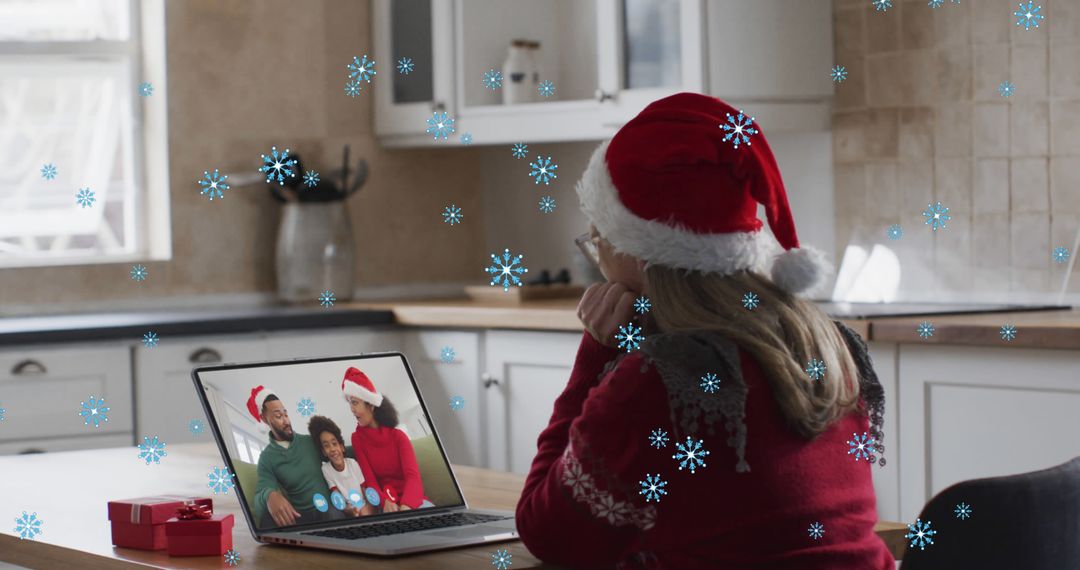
[771,246,831,295]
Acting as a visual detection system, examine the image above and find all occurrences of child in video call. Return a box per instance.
[308,415,377,517]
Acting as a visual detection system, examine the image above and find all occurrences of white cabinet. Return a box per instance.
[263,327,398,359]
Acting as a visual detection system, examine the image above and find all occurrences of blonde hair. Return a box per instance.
[646,265,861,439]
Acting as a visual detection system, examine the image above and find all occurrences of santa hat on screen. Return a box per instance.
[246,385,277,423]
[575,92,830,295]
[341,367,383,408]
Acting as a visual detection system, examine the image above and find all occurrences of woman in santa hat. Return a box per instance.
[341,367,434,512]
[515,93,895,569]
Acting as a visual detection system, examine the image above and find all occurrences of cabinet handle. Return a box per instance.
[189,348,223,364]
[481,373,500,389]
[595,89,615,103]
[431,100,446,112]
[11,359,47,376]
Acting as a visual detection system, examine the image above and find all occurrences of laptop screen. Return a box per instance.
[193,353,465,532]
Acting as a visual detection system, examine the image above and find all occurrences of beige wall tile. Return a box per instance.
[835,164,869,219]
[1010,44,1049,101]
[1011,212,1051,270]
[866,53,908,108]
[973,103,1010,157]
[866,3,901,53]
[1010,267,1051,294]
[835,55,867,110]
[974,158,1010,214]
[901,0,935,49]
[1050,100,1080,155]
[898,159,935,213]
[1049,0,1080,44]
[930,45,973,101]
[972,0,1013,44]
[834,111,871,163]
[835,5,866,53]
[933,0,971,48]
[1049,43,1080,97]
[1049,213,1080,266]
[1009,101,1049,156]
[900,108,936,159]
[867,163,900,216]
[1049,155,1080,212]
[934,214,973,291]
[934,104,973,157]
[971,267,1011,293]
[935,157,973,210]
[972,213,1011,267]
[1010,157,1050,212]
[973,43,1011,102]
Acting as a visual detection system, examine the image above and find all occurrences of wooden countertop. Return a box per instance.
[0,444,909,568]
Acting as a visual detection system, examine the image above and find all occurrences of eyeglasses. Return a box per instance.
[575,232,601,270]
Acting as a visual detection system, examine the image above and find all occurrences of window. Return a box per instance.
[0,0,170,268]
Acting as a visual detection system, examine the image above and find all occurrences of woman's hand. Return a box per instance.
[267,490,301,526]
[398,504,412,511]
[359,504,377,516]
[577,282,637,348]
[382,501,400,513]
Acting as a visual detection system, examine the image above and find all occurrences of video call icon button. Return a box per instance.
[330,491,346,511]
[312,493,329,513]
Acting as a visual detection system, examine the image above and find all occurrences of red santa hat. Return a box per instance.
[341,367,383,408]
[246,385,277,423]
[575,92,830,295]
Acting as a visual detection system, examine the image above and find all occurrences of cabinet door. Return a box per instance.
[483,330,581,474]
[134,335,268,445]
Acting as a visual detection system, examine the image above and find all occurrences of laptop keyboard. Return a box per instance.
[303,512,510,541]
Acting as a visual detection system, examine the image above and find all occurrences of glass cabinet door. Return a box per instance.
[621,0,683,90]
[389,0,433,105]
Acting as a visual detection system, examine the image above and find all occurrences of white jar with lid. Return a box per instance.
[502,39,533,105]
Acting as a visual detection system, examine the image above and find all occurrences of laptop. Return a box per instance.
[191,352,518,555]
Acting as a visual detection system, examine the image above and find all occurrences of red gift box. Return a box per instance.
[106,496,213,551]
[165,512,234,557]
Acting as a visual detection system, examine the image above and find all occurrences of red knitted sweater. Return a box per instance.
[516,332,895,569]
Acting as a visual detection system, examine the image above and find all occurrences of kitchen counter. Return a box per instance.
[869,307,1080,349]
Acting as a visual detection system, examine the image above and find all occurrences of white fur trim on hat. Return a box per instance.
[770,246,832,296]
[342,382,384,408]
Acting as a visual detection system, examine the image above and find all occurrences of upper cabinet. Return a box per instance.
[374,0,831,147]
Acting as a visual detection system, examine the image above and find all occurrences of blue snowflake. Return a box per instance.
[1052,246,1070,263]
[529,155,558,185]
[0,403,5,422]
[347,54,377,83]
[805,358,827,381]
[538,195,556,214]
[138,81,153,97]
[297,397,316,417]
[41,163,57,180]
[319,290,336,308]
[538,80,555,98]
[830,65,848,83]
[440,345,456,363]
[79,395,110,428]
[491,548,512,570]
[426,111,456,140]
[742,292,760,310]
[1014,1,1044,30]
[998,80,1016,97]
[397,57,414,74]
[917,321,935,339]
[648,428,669,449]
[638,473,668,503]
[905,518,937,550]
[923,201,951,231]
[929,0,944,7]
[142,331,159,347]
[999,323,1017,341]
[344,80,362,97]
[199,169,230,200]
[460,132,473,145]
[224,548,241,567]
[808,521,825,540]
[259,146,298,185]
[955,502,972,520]
[189,419,205,436]
[443,204,463,225]
[511,142,528,159]
[76,187,95,208]
[137,435,167,465]
[672,436,710,474]
[485,248,529,291]
[14,512,43,540]
[303,170,320,188]
[847,431,877,461]
[633,295,652,314]
[482,69,503,90]
[699,372,721,394]
[449,396,465,411]
[887,223,904,240]
[873,0,893,11]
[208,466,234,495]
[130,264,148,281]
[720,109,759,150]
[614,322,644,352]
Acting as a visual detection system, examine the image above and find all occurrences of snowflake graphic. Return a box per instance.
[483,69,503,90]
[449,396,465,411]
[720,109,759,150]
[14,512,43,540]
[76,187,95,208]
[917,321,935,339]
[905,518,937,550]
[199,169,230,200]
[397,57,414,74]
[79,395,110,428]
[805,358,827,381]
[189,419,205,436]
[443,204,463,225]
[847,432,877,462]
[138,81,153,97]
[319,290,336,308]
[638,473,668,503]
[998,80,1016,97]
[440,345,456,363]
[614,322,644,352]
[699,372,721,394]
[142,331,159,348]
[672,436,710,474]
[955,502,972,520]
[1052,246,1070,263]
[130,264,148,281]
[929,0,944,7]
[887,223,904,240]
[303,170,320,188]
[634,295,652,314]
[538,80,555,98]
[259,146,298,185]
[485,248,529,291]
[529,155,558,185]
[999,323,1017,341]
[491,548,513,570]
[0,403,5,422]
[873,0,893,11]
[347,54,377,83]
[224,548,241,567]
[297,398,316,417]
[808,521,825,540]
[344,79,362,97]
[137,435,167,465]
[208,466,234,495]
[460,132,473,145]
[538,195,556,214]
[649,428,669,449]
[923,201,951,231]
[426,111,456,140]
[511,142,528,159]
[830,65,848,83]
[742,292,760,310]
[1014,1,1044,30]
[41,163,57,180]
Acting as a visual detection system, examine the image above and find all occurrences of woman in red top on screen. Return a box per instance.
[341,367,433,512]
[515,93,896,569]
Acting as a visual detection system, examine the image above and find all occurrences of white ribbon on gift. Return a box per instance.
[127,495,201,524]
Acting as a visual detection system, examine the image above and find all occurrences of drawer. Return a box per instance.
[0,433,134,455]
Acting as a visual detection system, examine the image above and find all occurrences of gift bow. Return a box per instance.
[175,503,213,520]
